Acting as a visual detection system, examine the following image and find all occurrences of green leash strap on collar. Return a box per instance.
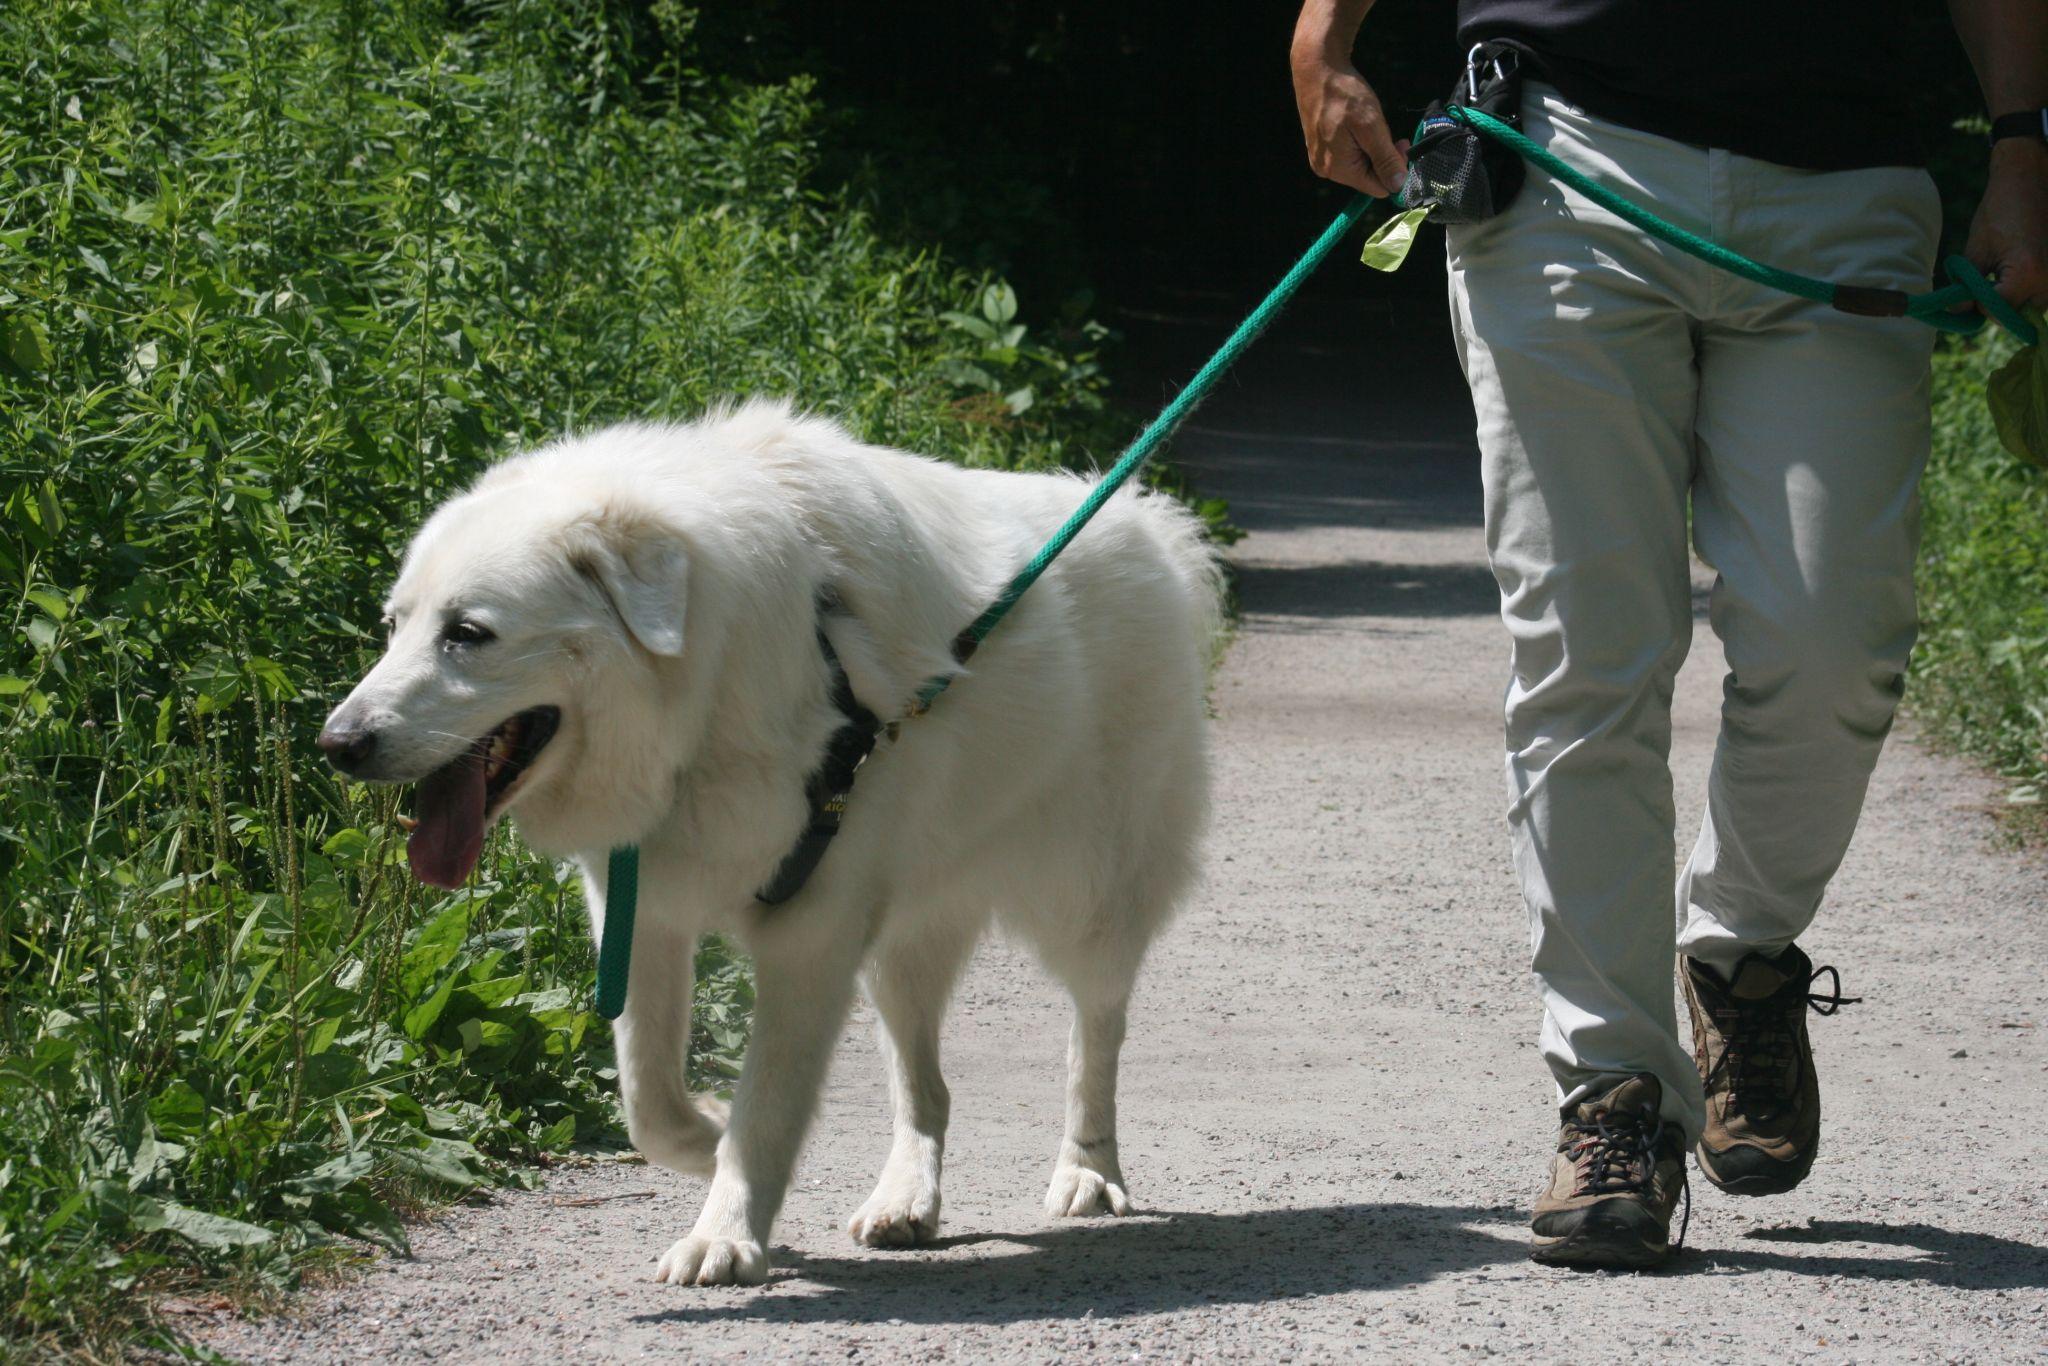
[593,194,1377,1016]
[595,844,639,1020]
[1454,106,2039,349]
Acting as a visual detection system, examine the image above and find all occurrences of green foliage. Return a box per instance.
[0,0,1119,1351]
[1916,331,2048,819]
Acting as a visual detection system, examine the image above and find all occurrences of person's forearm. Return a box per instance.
[1949,0,2048,115]
[1291,0,1376,64]
[1951,0,2048,307]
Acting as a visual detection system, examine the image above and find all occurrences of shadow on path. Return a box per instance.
[633,1203,1523,1329]
[1180,439,1482,537]
[629,1206,2048,1329]
[1705,1220,2048,1289]
[1235,559,1501,620]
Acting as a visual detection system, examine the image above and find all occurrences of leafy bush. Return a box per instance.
[1915,330,2048,822]
[0,0,1119,1351]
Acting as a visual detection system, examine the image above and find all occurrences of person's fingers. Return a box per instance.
[1307,127,1385,196]
[1345,101,1408,193]
[1993,252,2047,311]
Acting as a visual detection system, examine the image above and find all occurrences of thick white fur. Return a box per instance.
[327,401,1221,1286]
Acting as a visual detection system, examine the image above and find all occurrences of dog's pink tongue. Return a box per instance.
[407,754,487,889]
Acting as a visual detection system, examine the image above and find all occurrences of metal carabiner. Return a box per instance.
[1465,42,1518,103]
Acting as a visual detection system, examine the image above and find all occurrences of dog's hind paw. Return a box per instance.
[653,1234,768,1286]
[1044,1156,1133,1219]
[846,1180,942,1248]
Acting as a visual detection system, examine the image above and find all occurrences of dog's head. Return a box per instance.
[319,481,689,888]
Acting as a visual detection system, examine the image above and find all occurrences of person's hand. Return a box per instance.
[1290,46,1409,199]
[1964,138,2048,311]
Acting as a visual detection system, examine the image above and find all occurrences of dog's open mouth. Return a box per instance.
[407,705,560,889]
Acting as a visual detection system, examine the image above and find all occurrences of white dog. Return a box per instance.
[320,401,1220,1285]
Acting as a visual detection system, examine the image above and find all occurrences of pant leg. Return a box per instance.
[1447,88,1714,1137]
[1677,154,1942,970]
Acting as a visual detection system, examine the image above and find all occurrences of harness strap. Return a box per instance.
[754,632,883,905]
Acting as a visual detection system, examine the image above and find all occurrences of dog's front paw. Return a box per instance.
[1044,1146,1132,1219]
[653,1234,769,1286]
[846,1175,942,1248]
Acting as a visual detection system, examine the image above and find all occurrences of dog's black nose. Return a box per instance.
[317,722,377,774]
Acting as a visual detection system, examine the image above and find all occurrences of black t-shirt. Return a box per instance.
[1457,1,1933,170]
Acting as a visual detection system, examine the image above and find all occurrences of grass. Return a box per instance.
[1913,328,2048,836]
[0,0,1132,1354]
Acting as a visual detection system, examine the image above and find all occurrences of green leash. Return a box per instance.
[591,113,2039,1022]
[1453,107,2040,348]
[594,845,638,1019]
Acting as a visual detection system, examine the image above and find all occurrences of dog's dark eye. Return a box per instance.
[442,619,495,647]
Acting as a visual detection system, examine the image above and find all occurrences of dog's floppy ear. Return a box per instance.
[566,513,689,657]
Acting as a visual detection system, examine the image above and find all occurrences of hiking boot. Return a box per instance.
[1530,1073,1688,1269]
[1682,943,1860,1196]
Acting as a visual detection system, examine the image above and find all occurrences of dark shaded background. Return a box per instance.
[696,1,1988,316]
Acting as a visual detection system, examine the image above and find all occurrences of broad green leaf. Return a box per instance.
[402,972,457,1039]
[127,1130,188,1191]
[77,246,116,284]
[1987,314,2048,468]
[401,900,472,999]
[148,1080,208,1136]
[2,312,52,372]
[982,281,1018,325]
[42,1189,88,1235]
[390,1137,484,1189]
[1360,206,1433,273]
[140,1201,276,1249]
[288,1149,375,1195]
[306,1015,343,1056]
[322,828,372,862]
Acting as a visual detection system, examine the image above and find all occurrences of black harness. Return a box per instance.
[752,600,988,906]
[753,620,885,905]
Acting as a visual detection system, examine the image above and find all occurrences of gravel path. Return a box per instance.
[199,295,2048,1363]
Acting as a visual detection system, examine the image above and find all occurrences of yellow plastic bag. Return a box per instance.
[1359,206,1433,273]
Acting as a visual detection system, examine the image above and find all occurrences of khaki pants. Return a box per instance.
[1446,85,1941,1141]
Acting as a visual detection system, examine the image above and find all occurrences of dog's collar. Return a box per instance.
[754,603,884,905]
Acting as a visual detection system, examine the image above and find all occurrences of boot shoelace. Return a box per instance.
[1564,1109,1690,1251]
[1704,964,1861,1111]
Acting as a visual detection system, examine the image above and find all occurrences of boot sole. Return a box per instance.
[1529,1230,1672,1270]
[1694,1139,1816,1197]
[1529,1202,1675,1270]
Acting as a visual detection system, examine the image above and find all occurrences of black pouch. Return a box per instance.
[1397,40,1527,224]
